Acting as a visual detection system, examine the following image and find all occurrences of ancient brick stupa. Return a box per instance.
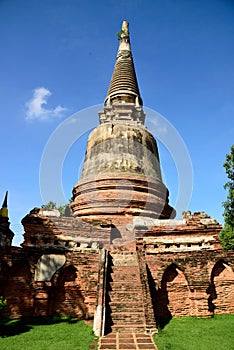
[0,20,234,341]
[71,20,175,225]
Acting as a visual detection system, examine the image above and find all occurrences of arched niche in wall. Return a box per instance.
[161,263,190,318]
[34,254,66,282]
[208,259,234,314]
[48,265,87,319]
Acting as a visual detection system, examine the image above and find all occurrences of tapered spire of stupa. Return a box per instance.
[72,20,176,222]
[104,20,142,106]
[0,191,8,218]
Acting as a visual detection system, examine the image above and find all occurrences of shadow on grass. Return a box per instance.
[0,316,78,338]
[0,319,32,337]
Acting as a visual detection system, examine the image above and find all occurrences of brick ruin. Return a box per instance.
[0,21,234,336]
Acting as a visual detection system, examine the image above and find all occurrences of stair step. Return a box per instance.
[111,269,139,273]
[111,319,145,325]
[109,301,142,305]
[109,297,143,301]
[109,299,143,310]
[110,274,139,279]
[109,293,142,299]
[109,285,142,291]
[109,276,140,280]
[110,313,145,321]
[109,300,142,305]
[109,303,143,307]
[109,308,144,313]
[109,290,142,294]
[110,311,145,315]
[111,265,139,269]
[109,281,142,286]
[110,279,140,283]
[105,252,147,335]
[111,325,145,332]
[109,301,143,311]
[111,270,139,274]
[108,301,142,304]
[112,262,138,267]
[111,315,144,319]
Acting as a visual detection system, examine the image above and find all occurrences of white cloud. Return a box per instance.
[25,87,67,121]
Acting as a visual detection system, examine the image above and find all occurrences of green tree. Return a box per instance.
[0,296,7,322]
[219,145,234,250]
[42,201,67,216]
[42,201,57,210]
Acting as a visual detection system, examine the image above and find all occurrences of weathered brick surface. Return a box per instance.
[22,213,112,248]
[71,122,175,220]
[71,174,175,221]
[104,250,146,334]
[137,250,157,332]
[209,259,234,314]
[142,249,234,324]
[0,211,234,333]
[0,217,14,246]
[0,247,101,319]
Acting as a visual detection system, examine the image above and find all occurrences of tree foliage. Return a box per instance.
[223,145,234,226]
[219,145,234,250]
[219,225,234,250]
[42,201,67,216]
[0,296,7,320]
[116,29,127,40]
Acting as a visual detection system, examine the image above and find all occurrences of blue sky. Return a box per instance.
[0,0,233,245]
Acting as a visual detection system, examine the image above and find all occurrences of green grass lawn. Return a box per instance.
[0,317,97,350]
[154,314,234,350]
[1,315,234,350]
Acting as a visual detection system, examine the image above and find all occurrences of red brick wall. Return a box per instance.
[4,262,34,318]
[0,239,234,324]
[210,260,234,314]
[0,248,100,319]
[144,250,234,326]
[162,264,191,317]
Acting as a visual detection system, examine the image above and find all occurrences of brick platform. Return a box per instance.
[98,332,158,350]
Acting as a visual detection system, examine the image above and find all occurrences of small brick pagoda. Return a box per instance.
[0,21,234,336]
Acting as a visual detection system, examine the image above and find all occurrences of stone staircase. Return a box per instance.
[104,251,146,334]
